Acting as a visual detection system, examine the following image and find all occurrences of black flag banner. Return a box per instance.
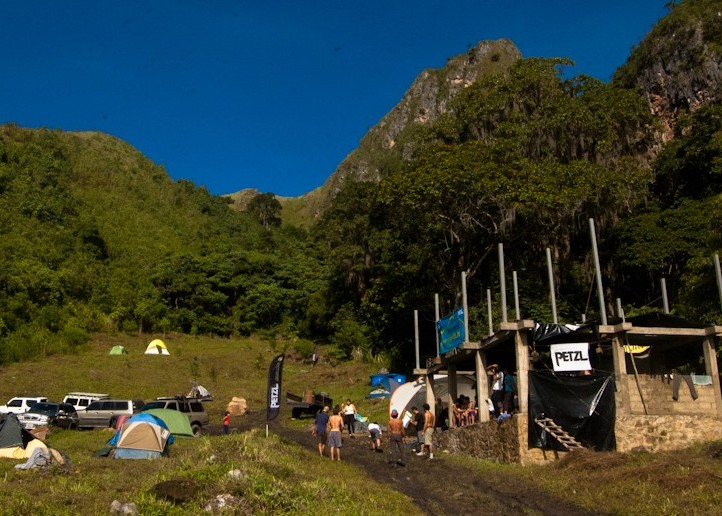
[266,354,285,422]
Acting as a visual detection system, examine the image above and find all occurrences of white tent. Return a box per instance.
[144,339,170,355]
[389,374,477,422]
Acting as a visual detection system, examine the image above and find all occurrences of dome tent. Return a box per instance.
[144,339,169,355]
[109,345,128,355]
[107,413,174,459]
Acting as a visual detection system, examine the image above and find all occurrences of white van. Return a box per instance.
[0,396,48,414]
[63,392,110,412]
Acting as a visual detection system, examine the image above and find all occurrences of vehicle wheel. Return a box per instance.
[109,417,118,429]
[69,423,77,430]
[191,423,201,436]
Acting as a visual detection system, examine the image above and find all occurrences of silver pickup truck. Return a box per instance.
[142,397,209,435]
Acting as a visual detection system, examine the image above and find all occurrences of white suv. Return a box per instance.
[0,396,48,414]
[63,392,110,411]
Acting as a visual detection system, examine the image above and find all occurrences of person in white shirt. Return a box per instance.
[368,421,382,452]
[342,399,357,437]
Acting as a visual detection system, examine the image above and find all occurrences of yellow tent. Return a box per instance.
[144,339,170,355]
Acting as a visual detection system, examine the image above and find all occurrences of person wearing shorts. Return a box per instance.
[328,405,344,461]
[313,406,330,457]
[387,410,406,466]
[368,421,382,452]
[418,403,435,459]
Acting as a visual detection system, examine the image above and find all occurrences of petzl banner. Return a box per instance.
[550,343,591,372]
[266,354,285,422]
[438,307,465,354]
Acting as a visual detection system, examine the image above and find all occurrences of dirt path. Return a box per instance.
[219,414,602,516]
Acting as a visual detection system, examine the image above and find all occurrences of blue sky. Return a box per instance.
[1,1,668,197]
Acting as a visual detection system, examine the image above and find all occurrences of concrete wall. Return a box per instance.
[622,374,718,416]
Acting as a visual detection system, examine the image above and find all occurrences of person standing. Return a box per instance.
[342,399,357,437]
[314,406,330,457]
[417,403,435,459]
[387,409,406,467]
[222,411,230,435]
[328,405,344,461]
[487,364,504,417]
[502,368,517,414]
[411,406,424,452]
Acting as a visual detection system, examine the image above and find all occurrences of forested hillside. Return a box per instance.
[0,126,325,363]
[2,0,722,371]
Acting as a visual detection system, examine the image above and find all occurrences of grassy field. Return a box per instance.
[0,333,409,514]
[3,333,722,514]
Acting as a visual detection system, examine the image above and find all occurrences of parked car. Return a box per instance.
[18,402,79,430]
[0,396,48,415]
[143,397,209,435]
[63,392,110,411]
[77,399,138,429]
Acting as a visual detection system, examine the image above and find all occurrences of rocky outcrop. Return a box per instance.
[326,39,521,192]
[616,6,722,143]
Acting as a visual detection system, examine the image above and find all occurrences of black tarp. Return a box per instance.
[528,370,616,451]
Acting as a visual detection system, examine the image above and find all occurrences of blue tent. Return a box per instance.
[107,413,174,459]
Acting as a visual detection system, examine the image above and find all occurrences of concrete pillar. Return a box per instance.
[611,332,631,415]
[448,364,458,428]
[514,329,530,415]
[476,351,490,422]
[425,373,436,415]
[702,333,722,418]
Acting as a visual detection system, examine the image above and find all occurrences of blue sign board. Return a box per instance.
[438,307,465,354]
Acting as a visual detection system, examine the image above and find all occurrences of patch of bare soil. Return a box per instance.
[212,414,603,516]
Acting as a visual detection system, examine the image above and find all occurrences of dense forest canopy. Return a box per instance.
[1,0,722,369]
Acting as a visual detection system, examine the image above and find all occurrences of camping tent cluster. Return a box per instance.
[107,339,171,355]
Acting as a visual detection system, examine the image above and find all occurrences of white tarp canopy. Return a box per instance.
[389,374,477,421]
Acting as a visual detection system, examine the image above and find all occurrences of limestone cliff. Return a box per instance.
[273,39,521,226]
[614,1,722,143]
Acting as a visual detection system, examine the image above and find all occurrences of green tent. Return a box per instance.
[141,408,194,437]
[109,346,128,355]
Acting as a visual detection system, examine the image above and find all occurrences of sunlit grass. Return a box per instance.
[0,334,412,514]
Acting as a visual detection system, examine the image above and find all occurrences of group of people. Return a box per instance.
[312,399,435,467]
[311,399,357,461]
[451,395,477,427]
[487,364,517,416]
